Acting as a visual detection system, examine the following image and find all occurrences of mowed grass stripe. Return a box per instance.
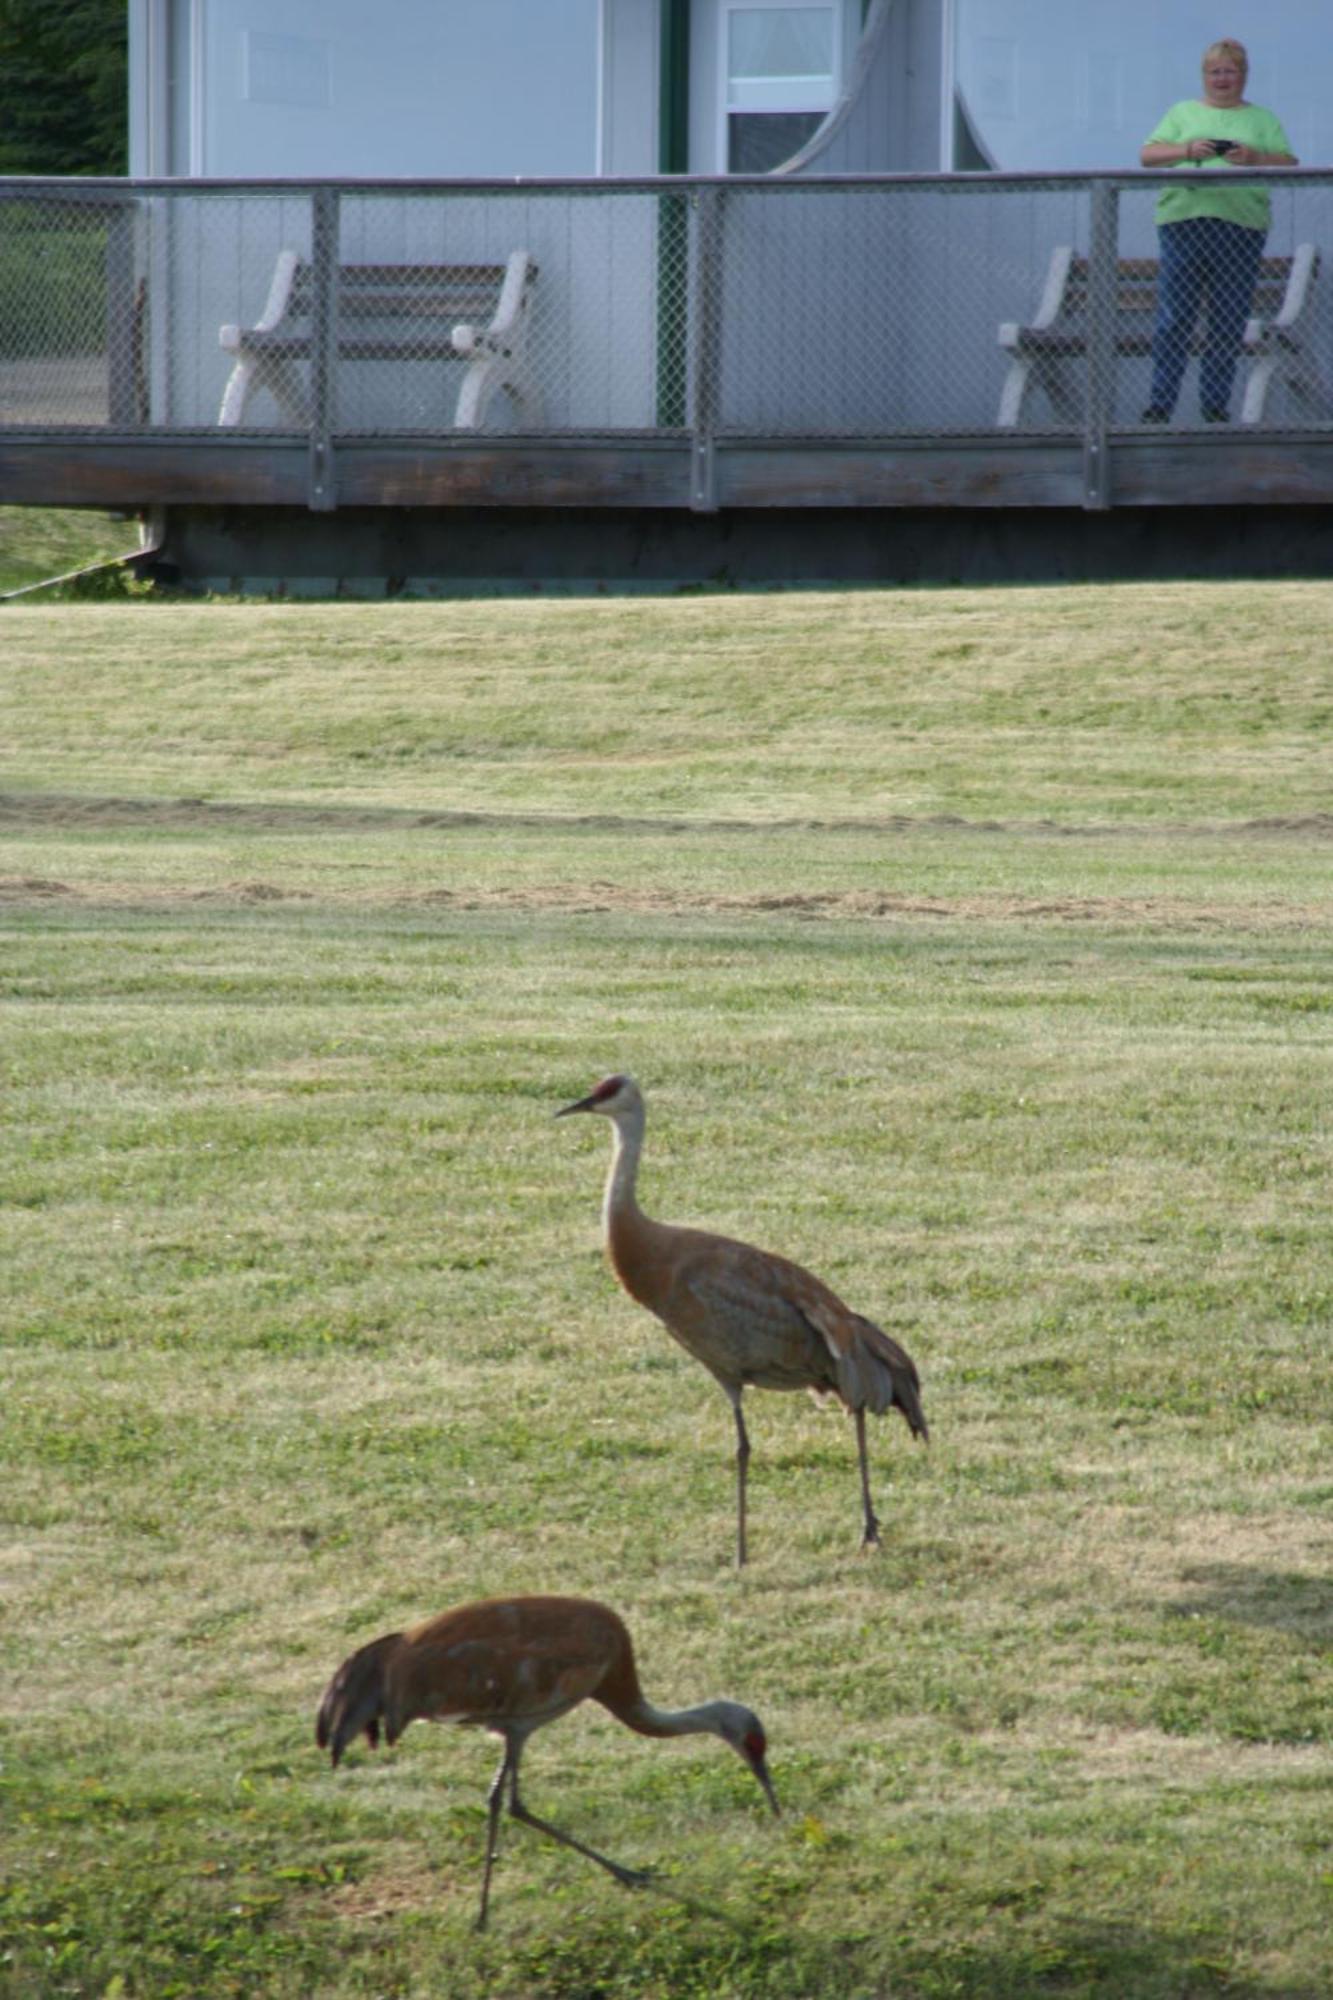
[2,582,1332,818]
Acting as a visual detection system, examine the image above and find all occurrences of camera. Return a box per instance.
[1206,137,1235,155]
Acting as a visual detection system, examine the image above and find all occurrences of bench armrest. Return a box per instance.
[1273,242,1318,330]
[219,247,303,353]
[1026,245,1076,332]
[451,247,535,356]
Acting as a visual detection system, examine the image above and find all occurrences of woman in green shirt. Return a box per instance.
[1140,38,1296,423]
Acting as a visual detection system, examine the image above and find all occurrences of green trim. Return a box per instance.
[658,0,691,173]
[655,0,691,427]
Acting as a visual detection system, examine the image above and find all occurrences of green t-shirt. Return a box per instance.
[1145,99,1293,231]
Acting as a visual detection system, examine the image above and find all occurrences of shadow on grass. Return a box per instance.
[505,1911,1328,2000]
[895,1920,1328,2000]
[1169,1563,1332,1652]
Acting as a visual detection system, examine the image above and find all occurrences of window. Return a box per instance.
[722,2,839,172]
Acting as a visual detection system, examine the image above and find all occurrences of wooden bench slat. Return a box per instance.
[329,263,507,282]
[288,269,510,316]
[233,332,471,359]
[281,300,503,322]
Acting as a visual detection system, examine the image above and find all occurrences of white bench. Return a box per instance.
[997,243,1324,427]
[218,248,539,430]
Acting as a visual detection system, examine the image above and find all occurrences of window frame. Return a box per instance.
[716,0,842,173]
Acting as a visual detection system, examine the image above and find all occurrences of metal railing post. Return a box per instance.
[1084,179,1119,510]
[307,185,339,511]
[688,184,723,512]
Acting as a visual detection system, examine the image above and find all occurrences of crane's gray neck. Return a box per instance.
[603,1105,646,1229]
[627,1695,732,1742]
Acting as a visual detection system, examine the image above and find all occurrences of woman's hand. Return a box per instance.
[1185,138,1221,162]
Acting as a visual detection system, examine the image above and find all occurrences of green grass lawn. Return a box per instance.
[0,507,143,598]
[2,587,1330,1998]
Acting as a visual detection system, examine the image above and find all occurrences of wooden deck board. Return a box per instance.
[5,431,1333,513]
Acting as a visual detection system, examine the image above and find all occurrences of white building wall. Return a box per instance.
[133,0,663,179]
[190,0,600,177]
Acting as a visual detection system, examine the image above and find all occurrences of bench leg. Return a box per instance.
[997,355,1082,430]
[1239,355,1276,424]
[454,357,543,431]
[217,355,311,429]
[218,357,257,427]
[1242,351,1332,426]
[996,358,1032,428]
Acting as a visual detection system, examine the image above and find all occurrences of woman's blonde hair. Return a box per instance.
[1202,38,1248,77]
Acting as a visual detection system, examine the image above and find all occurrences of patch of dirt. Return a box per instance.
[3,791,1332,841]
[327,1859,455,1921]
[3,793,1327,928]
[397,883,1325,930]
[0,872,1324,929]
[195,880,313,902]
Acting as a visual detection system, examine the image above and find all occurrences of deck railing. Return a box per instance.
[3,169,1332,458]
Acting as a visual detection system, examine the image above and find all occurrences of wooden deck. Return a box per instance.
[7,170,1333,538]
[6,427,1333,516]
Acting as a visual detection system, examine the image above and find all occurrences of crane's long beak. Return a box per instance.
[554,1092,597,1119]
[751,1754,781,1817]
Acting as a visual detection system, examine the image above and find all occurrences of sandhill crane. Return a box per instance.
[316,1592,778,1930]
[557,1074,928,1567]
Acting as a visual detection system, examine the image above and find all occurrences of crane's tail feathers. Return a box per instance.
[316,1632,403,1766]
[890,1366,929,1443]
[843,1316,930,1442]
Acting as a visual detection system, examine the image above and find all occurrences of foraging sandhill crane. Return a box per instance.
[557,1074,928,1567]
[316,1592,778,1930]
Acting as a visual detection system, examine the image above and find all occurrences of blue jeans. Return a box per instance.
[1148,217,1266,416]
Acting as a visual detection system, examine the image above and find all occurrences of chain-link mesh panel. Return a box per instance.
[711,177,1094,435]
[335,189,671,433]
[0,187,144,427]
[188,190,319,431]
[1108,179,1333,429]
[4,175,1333,438]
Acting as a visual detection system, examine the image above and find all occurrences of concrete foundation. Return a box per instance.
[145,503,1333,595]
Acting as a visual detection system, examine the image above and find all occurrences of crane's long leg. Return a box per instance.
[477,1736,519,1931]
[729,1389,751,1568]
[854,1407,881,1549]
[508,1777,652,1891]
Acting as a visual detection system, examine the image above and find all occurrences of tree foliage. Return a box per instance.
[0,0,127,175]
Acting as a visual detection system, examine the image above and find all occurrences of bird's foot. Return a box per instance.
[861,1522,882,1553]
[611,1863,655,1891]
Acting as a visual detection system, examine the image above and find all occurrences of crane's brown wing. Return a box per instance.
[671,1239,841,1391]
[678,1237,927,1434]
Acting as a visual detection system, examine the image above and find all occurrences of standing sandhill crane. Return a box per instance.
[316,1592,778,1930]
[557,1074,928,1567]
